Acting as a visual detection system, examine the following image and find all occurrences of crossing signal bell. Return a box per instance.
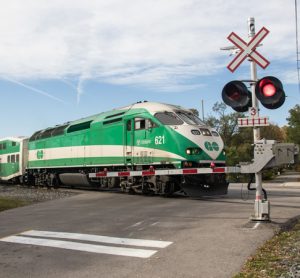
[255,76,285,109]
[222,81,252,112]
[222,76,285,111]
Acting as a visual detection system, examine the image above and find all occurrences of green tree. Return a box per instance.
[286,104,300,145]
[205,102,244,147]
[204,102,252,166]
[189,108,200,117]
[260,124,286,142]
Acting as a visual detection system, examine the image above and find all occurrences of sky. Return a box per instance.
[1,0,300,137]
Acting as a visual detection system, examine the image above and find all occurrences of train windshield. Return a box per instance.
[176,111,205,125]
[154,112,184,125]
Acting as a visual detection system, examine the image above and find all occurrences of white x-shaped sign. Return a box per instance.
[227,27,270,72]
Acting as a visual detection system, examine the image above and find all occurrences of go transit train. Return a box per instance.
[0,101,228,197]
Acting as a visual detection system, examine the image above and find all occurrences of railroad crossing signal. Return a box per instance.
[222,76,286,111]
[255,76,285,109]
[222,18,291,222]
[222,81,251,112]
[227,27,270,72]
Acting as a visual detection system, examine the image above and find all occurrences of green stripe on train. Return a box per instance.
[28,156,182,168]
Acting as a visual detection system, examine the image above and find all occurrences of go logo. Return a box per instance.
[36,150,44,159]
[204,142,219,151]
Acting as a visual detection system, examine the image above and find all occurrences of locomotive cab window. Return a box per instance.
[133,118,156,130]
[176,111,205,125]
[135,118,146,130]
[154,112,183,125]
[146,119,157,129]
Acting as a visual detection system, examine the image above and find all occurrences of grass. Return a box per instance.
[233,220,300,278]
[0,197,32,212]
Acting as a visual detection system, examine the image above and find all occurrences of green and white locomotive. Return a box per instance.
[0,101,228,196]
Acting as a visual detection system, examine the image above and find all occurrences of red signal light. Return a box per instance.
[259,78,277,97]
[222,76,285,112]
[261,83,276,97]
[255,76,285,109]
[222,81,252,112]
[228,91,241,101]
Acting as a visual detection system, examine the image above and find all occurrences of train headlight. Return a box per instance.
[193,148,201,155]
[186,148,202,155]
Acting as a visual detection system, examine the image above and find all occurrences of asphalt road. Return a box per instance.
[0,172,299,278]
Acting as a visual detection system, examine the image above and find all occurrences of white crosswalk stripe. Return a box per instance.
[0,230,172,258]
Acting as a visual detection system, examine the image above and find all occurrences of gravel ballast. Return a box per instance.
[0,185,79,203]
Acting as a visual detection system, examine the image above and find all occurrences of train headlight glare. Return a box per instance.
[186,149,191,155]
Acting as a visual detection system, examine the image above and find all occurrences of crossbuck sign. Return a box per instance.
[227,27,270,72]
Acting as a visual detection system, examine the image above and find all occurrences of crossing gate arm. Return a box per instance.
[88,167,241,179]
[240,140,299,173]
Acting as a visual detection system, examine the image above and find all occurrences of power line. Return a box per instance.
[295,0,300,95]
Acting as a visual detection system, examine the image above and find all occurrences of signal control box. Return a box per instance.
[240,140,299,173]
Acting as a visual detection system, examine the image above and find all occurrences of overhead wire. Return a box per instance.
[295,0,300,95]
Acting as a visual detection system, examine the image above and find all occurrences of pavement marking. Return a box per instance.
[252,222,260,229]
[0,236,157,258]
[130,221,144,228]
[282,182,300,187]
[20,230,172,248]
[0,230,173,258]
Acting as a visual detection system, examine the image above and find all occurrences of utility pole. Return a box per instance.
[201,99,204,121]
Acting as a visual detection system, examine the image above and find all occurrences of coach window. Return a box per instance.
[12,141,16,147]
[7,155,11,163]
[11,155,15,163]
[135,118,146,130]
[16,154,20,162]
[3,143,6,149]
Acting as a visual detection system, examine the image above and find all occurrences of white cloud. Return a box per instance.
[0,0,297,94]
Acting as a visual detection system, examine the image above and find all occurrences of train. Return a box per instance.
[0,101,228,197]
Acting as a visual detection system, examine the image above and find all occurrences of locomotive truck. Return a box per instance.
[0,101,228,197]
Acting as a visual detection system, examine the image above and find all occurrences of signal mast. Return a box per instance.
[221,18,286,221]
